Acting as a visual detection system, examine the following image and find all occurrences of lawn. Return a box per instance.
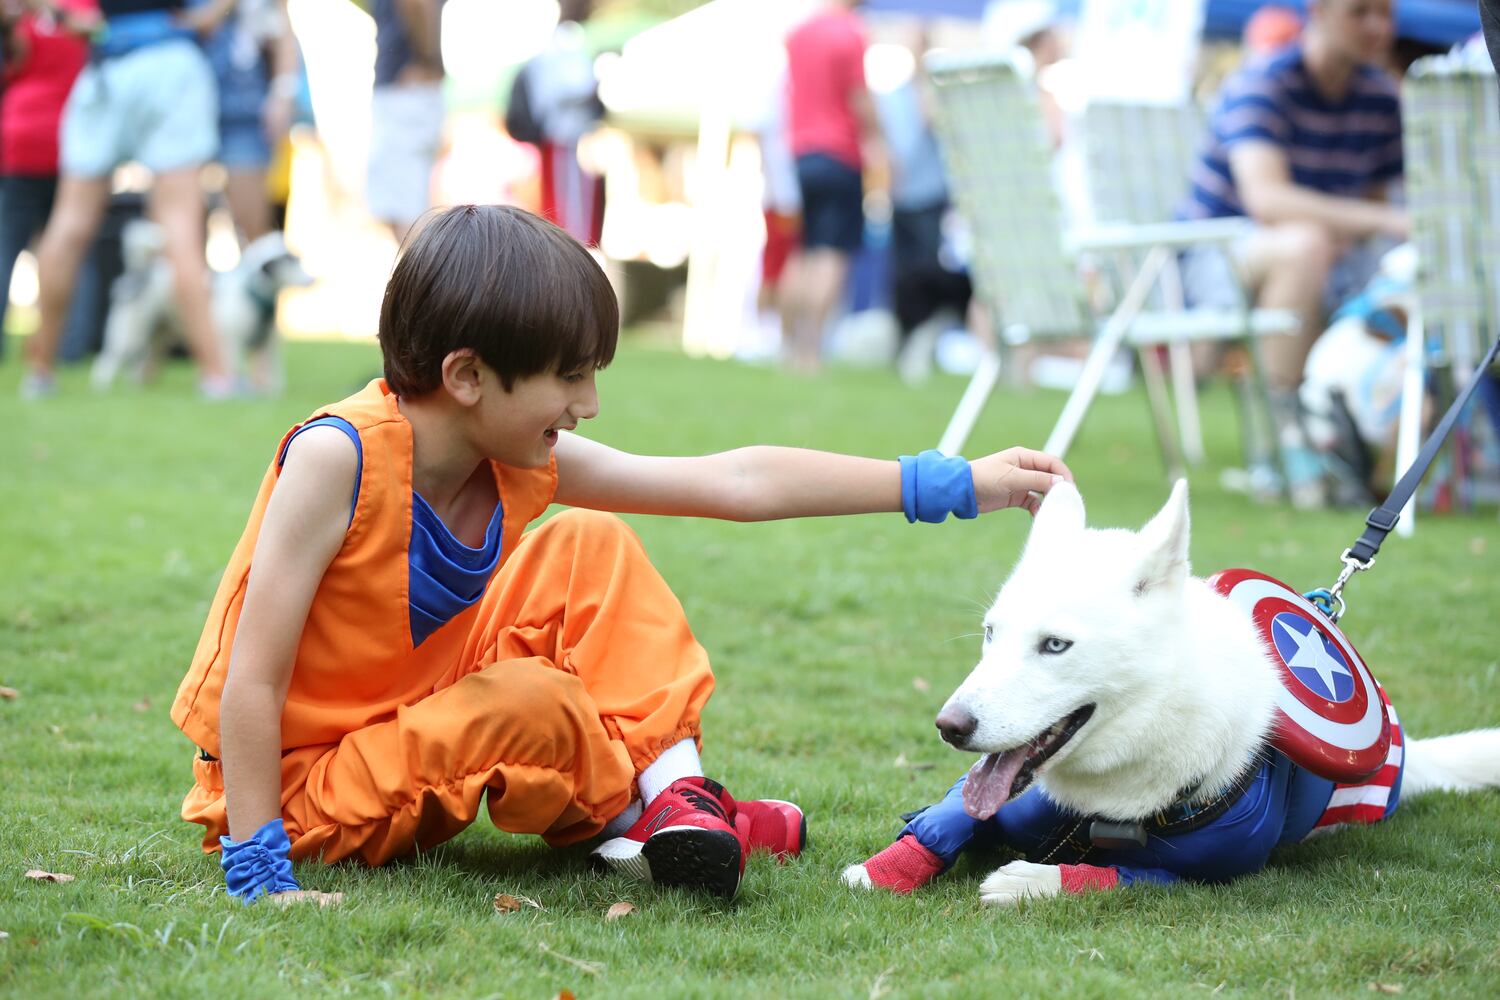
[3,339,1498,999]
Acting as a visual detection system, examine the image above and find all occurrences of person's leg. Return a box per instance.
[1235,221,1340,506]
[458,509,715,776]
[148,168,230,387]
[28,175,111,387]
[1237,221,1338,392]
[271,509,712,866]
[782,155,862,373]
[123,40,225,389]
[790,247,851,373]
[224,169,274,245]
[0,175,59,359]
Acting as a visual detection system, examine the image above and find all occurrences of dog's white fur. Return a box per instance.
[845,480,1500,904]
[91,222,312,394]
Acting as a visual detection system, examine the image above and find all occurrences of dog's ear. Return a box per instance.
[1028,480,1085,543]
[1134,479,1190,595]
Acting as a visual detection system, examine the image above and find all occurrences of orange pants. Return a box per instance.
[186,509,714,866]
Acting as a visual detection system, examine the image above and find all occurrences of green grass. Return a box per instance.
[3,340,1498,999]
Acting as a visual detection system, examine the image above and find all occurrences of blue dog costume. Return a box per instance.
[871,685,1403,893]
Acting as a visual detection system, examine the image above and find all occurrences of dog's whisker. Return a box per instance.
[942,633,984,645]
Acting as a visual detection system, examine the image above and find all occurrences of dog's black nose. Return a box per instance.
[935,706,977,747]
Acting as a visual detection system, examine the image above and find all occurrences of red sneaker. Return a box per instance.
[589,777,745,899]
[734,798,807,859]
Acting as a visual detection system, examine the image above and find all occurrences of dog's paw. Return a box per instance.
[841,863,874,890]
[979,861,1062,907]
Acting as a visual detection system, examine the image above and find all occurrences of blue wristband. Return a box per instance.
[220,818,300,901]
[899,450,979,523]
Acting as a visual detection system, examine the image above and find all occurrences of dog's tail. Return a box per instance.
[1403,730,1500,796]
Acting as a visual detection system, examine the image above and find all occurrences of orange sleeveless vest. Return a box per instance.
[171,379,558,755]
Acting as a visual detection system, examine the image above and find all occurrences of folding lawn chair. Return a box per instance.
[925,51,1297,478]
[1083,98,1217,465]
[1393,57,1500,535]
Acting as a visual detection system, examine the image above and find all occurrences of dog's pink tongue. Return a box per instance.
[962,750,1027,820]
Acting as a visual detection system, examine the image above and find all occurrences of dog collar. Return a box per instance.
[1130,750,1267,840]
[1028,750,1268,861]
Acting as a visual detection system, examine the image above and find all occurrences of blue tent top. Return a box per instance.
[862,0,1480,48]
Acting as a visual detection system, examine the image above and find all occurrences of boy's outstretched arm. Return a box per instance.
[553,434,1072,521]
[218,426,355,901]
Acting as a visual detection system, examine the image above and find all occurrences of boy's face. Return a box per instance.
[477,365,599,468]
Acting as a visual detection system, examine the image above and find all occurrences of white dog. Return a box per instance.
[91,222,312,394]
[844,481,1500,903]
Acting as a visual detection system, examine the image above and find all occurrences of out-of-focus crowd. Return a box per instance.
[4,0,1497,510]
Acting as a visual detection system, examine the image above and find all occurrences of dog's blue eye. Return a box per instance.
[1040,637,1072,655]
[983,624,994,644]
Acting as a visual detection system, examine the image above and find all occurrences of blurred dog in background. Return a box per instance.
[91,221,312,394]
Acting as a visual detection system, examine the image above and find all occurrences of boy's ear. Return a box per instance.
[1134,479,1190,596]
[440,349,483,406]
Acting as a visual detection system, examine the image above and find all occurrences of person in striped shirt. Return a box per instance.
[1179,0,1408,505]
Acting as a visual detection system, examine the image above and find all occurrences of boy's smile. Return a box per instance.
[479,367,598,468]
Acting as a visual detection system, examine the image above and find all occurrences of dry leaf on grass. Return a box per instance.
[269,890,343,908]
[493,892,543,913]
[554,992,576,1000]
[0,687,18,700]
[891,754,935,772]
[131,698,151,713]
[1369,986,1403,996]
[605,901,635,921]
[912,677,931,693]
[25,870,74,883]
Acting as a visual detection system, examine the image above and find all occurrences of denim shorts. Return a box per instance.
[795,153,864,253]
[60,39,219,178]
[217,115,271,170]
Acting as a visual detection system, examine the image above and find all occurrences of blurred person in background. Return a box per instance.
[777,0,884,375]
[23,0,233,400]
[1242,4,1304,57]
[504,0,604,245]
[368,0,445,246]
[1177,0,1406,506]
[198,0,299,245]
[875,26,970,384]
[982,0,1066,149]
[751,68,800,354]
[0,0,90,361]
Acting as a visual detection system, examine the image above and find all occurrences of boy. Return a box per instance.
[171,205,1072,902]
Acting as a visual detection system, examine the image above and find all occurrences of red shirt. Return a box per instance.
[2,2,92,176]
[784,7,867,170]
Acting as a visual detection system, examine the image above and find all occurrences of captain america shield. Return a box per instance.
[1208,568,1390,782]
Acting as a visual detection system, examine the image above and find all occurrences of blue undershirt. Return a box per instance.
[278,416,504,648]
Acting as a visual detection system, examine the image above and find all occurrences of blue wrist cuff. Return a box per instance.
[220,818,300,902]
[899,450,979,523]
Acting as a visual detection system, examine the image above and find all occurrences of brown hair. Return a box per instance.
[378,205,618,396]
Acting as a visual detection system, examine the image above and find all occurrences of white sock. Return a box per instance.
[637,739,704,803]
[600,799,643,838]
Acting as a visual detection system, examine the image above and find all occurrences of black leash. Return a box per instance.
[1307,332,1500,622]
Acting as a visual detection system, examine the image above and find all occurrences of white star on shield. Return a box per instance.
[1273,614,1351,699]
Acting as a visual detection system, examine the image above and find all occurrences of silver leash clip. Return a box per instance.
[1321,549,1374,623]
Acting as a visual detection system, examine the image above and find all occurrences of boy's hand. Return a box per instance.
[970,448,1073,516]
